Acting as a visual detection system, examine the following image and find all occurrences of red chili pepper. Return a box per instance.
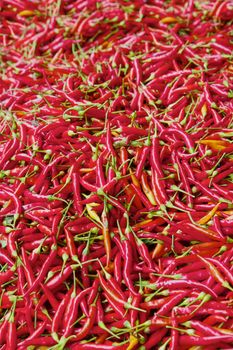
[179,334,233,346]
[46,264,74,290]
[40,284,59,310]
[24,244,57,296]
[150,140,168,207]
[6,320,17,350]
[0,138,20,169]
[97,271,125,318]
[51,288,74,337]
[122,179,143,209]
[144,328,168,349]
[153,279,218,298]
[130,226,156,271]
[116,222,138,296]
[63,287,93,338]
[185,320,223,337]
[155,290,189,317]
[119,147,128,176]
[203,315,227,326]
[175,221,225,242]
[18,336,56,347]
[1,1,233,347]
[135,146,150,179]
[17,321,46,347]
[113,252,122,285]
[0,248,14,267]
[64,228,79,263]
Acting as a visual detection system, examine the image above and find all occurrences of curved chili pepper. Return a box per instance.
[179,334,233,346]
[116,222,138,296]
[63,287,93,338]
[155,290,189,317]
[0,138,20,169]
[119,147,128,176]
[152,280,218,298]
[198,255,233,291]
[24,244,57,296]
[0,248,14,267]
[64,228,79,263]
[51,287,74,337]
[144,328,168,349]
[141,171,156,206]
[17,321,46,347]
[18,336,56,347]
[205,257,233,286]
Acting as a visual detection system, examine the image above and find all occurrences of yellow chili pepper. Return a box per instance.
[86,203,102,225]
[18,10,35,17]
[201,103,207,117]
[80,168,94,173]
[213,327,233,335]
[197,203,220,225]
[126,334,138,350]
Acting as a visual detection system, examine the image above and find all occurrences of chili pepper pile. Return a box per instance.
[0,0,233,349]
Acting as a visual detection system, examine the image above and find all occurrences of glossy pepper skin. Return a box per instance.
[0,0,232,348]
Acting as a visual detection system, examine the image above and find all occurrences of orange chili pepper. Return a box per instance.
[197,139,231,151]
[95,333,108,344]
[152,242,165,259]
[191,242,222,251]
[105,262,114,274]
[130,170,140,188]
[124,183,143,209]
[132,219,152,230]
[160,16,178,24]
[141,172,157,206]
[198,255,233,291]
[219,210,233,216]
[101,203,111,268]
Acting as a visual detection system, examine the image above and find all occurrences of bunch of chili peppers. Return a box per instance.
[0,0,233,349]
